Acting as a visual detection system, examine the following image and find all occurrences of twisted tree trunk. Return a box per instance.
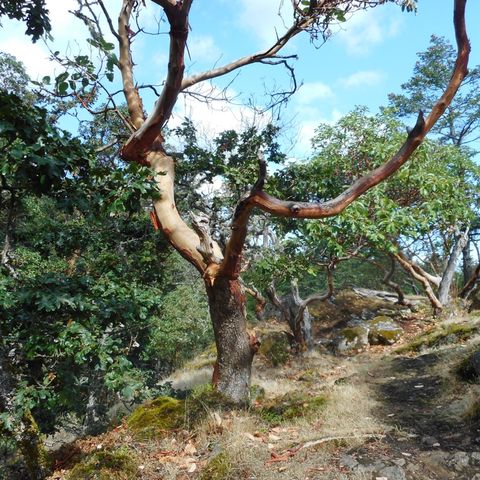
[116,0,469,402]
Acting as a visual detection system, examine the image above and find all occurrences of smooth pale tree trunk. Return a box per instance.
[462,237,475,286]
[438,228,469,305]
[206,277,256,403]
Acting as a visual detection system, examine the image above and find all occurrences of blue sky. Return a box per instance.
[0,0,478,157]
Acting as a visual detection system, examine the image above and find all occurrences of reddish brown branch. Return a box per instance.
[118,0,145,130]
[219,0,469,280]
[121,0,192,164]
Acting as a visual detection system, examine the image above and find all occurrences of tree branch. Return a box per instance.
[243,283,267,321]
[394,253,443,310]
[118,0,145,130]
[216,0,469,279]
[293,265,334,326]
[121,0,192,163]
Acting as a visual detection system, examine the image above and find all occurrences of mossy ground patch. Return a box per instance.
[66,448,138,480]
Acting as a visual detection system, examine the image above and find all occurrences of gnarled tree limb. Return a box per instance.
[219,0,469,279]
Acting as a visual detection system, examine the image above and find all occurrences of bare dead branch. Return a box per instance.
[95,139,120,153]
[293,265,334,327]
[395,250,441,287]
[180,22,306,93]
[394,253,443,310]
[97,0,121,41]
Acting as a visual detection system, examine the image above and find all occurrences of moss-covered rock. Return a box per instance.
[368,316,403,345]
[66,448,138,480]
[127,396,185,439]
[396,323,478,354]
[334,325,369,353]
[258,391,327,425]
[258,331,290,366]
[200,451,232,480]
[455,349,480,383]
[127,387,235,439]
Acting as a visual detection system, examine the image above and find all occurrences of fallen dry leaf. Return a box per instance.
[212,411,222,427]
[184,442,197,455]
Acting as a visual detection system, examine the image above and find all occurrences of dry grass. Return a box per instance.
[316,383,386,440]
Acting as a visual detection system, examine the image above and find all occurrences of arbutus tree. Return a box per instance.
[40,0,470,403]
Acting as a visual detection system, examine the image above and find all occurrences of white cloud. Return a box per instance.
[170,84,271,143]
[238,0,294,47]
[46,0,77,37]
[296,82,334,105]
[339,70,385,88]
[0,0,90,80]
[0,38,52,79]
[336,8,403,56]
[188,35,222,64]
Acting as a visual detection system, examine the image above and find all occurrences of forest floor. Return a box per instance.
[47,291,480,480]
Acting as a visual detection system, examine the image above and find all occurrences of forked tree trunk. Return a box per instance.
[206,277,255,403]
[116,0,470,404]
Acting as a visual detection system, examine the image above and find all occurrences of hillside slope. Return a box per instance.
[46,292,480,480]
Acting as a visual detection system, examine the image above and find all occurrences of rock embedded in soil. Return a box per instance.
[368,316,403,345]
[421,435,439,447]
[376,464,407,480]
[333,325,369,353]
[471,451,480,464]
[448,451,470,471]
[339,454,358,469]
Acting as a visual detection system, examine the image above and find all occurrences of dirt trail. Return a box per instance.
[334,345,480,480]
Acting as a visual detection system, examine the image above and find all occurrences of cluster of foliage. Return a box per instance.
[0,56,213,452]
[0,0,50,42]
